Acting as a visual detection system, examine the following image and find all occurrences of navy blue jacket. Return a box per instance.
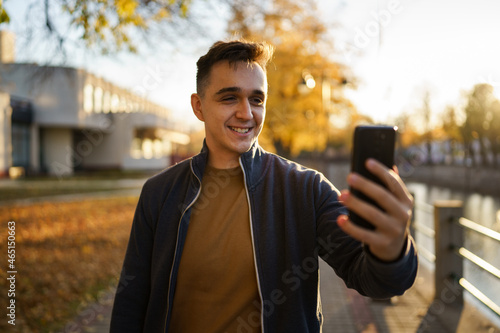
[110,142,418,332]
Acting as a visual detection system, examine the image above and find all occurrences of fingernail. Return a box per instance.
[347,173,358,185]
[339,190,349,202]
[366,158,376,168]
[338,215,348,227]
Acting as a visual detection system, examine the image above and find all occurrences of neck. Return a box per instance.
[207,153,241,169]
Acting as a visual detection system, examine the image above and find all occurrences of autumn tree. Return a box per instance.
[487,97,500,167]
[394,112,422,148]
[461,83,500,167]
[226,0,363,157]
[412,89,435,164]
[2,0,211,63]
[439,105,463,164]
[0,0,9,24]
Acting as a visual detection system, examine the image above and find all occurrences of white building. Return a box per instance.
[0,31,189,178]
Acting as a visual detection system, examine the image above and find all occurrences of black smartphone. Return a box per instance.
[349,125,397,230]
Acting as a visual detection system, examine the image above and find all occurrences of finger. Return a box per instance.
[337,214,379,245]
[393,164,399,175]
[347,173,408,221]
[339,189,390,230]
[365,159,413,204]
[339,213,409,262]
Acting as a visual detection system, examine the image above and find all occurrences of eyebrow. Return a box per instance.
[215,87,266,97]
[215,87,241,95]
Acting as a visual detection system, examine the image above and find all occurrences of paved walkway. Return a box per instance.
[66,260,500,333]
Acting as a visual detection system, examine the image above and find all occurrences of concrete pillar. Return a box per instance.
[0,92,12,177]
[30,123,40,173]
[434,200,464,308]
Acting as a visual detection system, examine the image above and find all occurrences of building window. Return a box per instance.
[120,98,127,113]
[130,102,139,112]
[131,128,169,159]
[154,139,163,158]
[83,84,94,113]
[131,138,142,159]
[142,139,153,159]
[103,91,110,113]
[111,94,119,113]
[11,123,31,167]
[94,87,103,113]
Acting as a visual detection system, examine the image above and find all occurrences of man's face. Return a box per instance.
[191,61,267,167]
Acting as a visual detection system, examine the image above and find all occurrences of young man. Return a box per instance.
[110,40,417,332]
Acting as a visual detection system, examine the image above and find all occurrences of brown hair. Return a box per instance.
[196,40,274,96]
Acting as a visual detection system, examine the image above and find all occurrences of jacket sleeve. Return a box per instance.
[110,185,155,332]
[314,173,418,299]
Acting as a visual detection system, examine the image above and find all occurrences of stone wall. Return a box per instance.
[402,164,500,196]
[299,159,500,197]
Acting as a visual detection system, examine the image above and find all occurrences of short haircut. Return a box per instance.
[195,40,274,96]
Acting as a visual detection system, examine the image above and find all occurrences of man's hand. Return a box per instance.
[337,158,414,262]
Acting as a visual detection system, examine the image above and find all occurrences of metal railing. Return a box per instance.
[412,199,500,318]
[454,217,500,316]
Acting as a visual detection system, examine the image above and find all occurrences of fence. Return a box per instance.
[412,198,500,321]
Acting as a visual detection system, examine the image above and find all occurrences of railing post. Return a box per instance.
[434,200,464,308]
[409,191,416,241]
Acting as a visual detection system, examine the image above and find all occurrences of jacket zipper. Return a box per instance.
[164,160,202,333]
[239,157,265,332]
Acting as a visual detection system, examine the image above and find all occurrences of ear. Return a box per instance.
[191,93,204,122]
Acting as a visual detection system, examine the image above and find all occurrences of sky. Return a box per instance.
[3,0,500,130]
[320,0,500,125]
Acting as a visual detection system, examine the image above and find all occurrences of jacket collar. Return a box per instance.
[239,141,266,191]
[191,139,266,191]
[190,140,209,181]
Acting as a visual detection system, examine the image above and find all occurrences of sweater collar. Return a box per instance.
[191,139,265,190]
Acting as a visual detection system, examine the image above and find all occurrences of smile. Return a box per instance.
[229,126,251,134]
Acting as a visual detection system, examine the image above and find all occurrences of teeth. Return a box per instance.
[230,127,250,133]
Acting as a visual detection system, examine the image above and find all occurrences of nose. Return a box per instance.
[235,100,253,120]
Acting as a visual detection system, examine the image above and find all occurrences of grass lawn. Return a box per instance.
[0,186,138,202]
[0,171,152,202]
[0,197,138,332]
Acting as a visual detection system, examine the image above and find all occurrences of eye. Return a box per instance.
[221,95,237,103]
[250,96,265,106]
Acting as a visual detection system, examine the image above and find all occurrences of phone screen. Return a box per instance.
[349,125,397,230]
